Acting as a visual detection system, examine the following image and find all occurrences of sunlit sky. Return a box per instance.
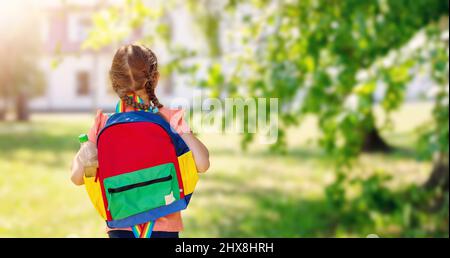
[0,2,25,31]
[0,0,123,12]
[0,0,118,33]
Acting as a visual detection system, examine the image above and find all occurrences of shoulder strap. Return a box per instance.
[115,94,159,113]
[98,111,190,156]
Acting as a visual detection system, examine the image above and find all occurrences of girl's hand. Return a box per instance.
[71,149,85,186]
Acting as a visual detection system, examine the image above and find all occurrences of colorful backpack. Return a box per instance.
[83,107,198,238]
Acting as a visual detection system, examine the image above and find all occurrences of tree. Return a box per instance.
[85,0,449,191]
[201,0,449,189]
[0,1,45,121]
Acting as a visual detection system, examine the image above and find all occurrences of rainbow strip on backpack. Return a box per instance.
[115,95,155,113]
[132,222,154,238]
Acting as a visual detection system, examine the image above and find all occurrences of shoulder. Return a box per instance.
[159,107,190,135]
[94,109,110,128]
[159,107,185,121]
[88,110,110,144]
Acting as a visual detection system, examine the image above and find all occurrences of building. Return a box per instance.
[31,0,199,112]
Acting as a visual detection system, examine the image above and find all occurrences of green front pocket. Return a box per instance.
[104,163,180,220]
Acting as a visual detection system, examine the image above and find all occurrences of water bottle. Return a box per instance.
[78,134,98,178]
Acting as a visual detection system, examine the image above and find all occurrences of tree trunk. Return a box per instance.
[425,153,449,191]
[16,92,30,121]
[361,127,393,153]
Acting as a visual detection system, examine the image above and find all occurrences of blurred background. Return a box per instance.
[0,0,448,238]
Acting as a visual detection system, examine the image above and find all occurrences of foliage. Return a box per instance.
[83,0,164,49]
[325,170,449,237]
[415,24,449,160]
[83,0,198,80]
[85,1,448,167]
[214,0,449,167]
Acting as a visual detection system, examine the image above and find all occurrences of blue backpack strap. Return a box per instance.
[98,111,189,156]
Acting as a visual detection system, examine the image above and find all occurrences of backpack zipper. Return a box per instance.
[107,175,173,194]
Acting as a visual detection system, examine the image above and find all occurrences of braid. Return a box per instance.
[145,80,163,109]
[143,48,164,109]
[121,95,151,111]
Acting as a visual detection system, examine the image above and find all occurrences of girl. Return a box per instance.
[71,44,210,238]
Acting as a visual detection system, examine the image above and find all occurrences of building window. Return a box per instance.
[76,72,90,96]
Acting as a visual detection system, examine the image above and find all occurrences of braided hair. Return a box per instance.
[109,44,164,111]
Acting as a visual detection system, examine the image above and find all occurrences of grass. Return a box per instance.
[0,103,447,238]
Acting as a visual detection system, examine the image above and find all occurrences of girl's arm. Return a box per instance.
[71,150,85,186]
[181,133,210,173]
[159,108,210,173]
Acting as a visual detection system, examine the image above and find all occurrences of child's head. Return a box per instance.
[110,44,163,110]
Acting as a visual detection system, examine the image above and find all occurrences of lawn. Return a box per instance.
[0,102,447,238]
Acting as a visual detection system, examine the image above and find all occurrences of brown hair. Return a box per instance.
[109,44,163,111]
